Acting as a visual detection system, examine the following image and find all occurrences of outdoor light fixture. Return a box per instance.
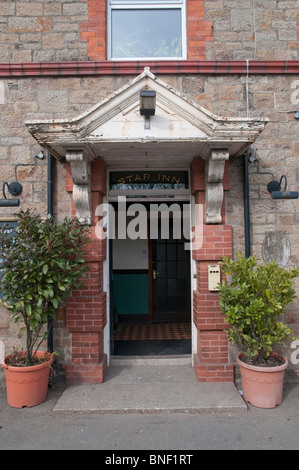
[267,175,298,200]
[140,89,156,130]
[35,151,44,159]
[0,153,44,208]
[0,199,20,207]
[0,181,23,207]
[140,90,156,116]
[3,182,22,198]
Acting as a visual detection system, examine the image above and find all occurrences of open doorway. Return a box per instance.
[110,202,192,356]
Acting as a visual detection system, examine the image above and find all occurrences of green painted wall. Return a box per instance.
[113,273,149,315]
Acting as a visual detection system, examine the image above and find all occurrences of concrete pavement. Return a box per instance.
[53,356,247,413]
[1,355,299,450]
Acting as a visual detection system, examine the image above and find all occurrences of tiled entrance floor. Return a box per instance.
[114,322,191,341]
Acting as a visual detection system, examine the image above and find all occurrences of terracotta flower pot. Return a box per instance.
[1,351,54,408]
[237,352,288,409]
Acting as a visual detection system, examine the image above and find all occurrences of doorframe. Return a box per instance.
[149,202,192,324]
[105,168,194,362]
[148,237,153,322]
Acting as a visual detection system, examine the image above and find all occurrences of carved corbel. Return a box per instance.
[205,149,229,224]
[66,150,92,225]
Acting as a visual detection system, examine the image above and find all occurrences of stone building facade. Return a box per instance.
[0,0,298,384]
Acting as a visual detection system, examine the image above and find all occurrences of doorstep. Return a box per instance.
[53,356,247,413]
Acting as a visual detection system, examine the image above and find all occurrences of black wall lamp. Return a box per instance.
[267,175,298,199]
[0,181,23,207]
[140,89,156,130]
[0,152,44,207]
[140,90,156,116]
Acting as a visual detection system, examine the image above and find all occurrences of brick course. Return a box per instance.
[191,167,234,381]
[64,162,108,383]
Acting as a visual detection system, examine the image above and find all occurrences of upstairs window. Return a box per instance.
[108,0,186,60]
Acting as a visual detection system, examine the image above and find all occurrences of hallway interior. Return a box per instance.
[113,321,192,356]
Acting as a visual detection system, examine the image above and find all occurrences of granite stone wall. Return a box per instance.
[0,0,298,61]
[0,0,298,380]
[0,72,298,379]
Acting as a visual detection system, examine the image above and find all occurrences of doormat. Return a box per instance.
[114,322,191,341]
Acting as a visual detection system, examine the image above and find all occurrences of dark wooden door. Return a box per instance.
[152,224,191,322]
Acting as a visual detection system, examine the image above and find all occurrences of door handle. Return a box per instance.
[153,269,159,280]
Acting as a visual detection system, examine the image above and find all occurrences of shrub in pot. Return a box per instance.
[218,253,299,408]
[0,210,90,407]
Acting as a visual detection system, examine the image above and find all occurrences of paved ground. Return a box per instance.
[53,358,247,413]
[0,358,298,451]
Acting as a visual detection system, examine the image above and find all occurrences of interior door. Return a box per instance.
[152,222,191,323]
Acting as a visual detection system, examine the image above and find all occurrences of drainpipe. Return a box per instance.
[48,152,53,219]
[243,150,251,258]
[47,152,54,353]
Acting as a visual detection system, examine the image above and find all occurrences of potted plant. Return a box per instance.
[0,210,90,408]
[218,253,298,409]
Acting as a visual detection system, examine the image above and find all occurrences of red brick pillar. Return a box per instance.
[80,0,107,60]
[191,157,234,382]
[65,158,108,384]
[187,0,213,59]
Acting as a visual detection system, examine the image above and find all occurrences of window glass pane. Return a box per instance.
[0,221,18,299]
[111,9,182,58]
[110,171,189,189]
[111,183,187,189]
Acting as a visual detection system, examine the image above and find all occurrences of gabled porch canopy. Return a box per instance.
[26,67,268,224]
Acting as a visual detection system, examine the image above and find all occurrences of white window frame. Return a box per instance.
[107,0,187,61]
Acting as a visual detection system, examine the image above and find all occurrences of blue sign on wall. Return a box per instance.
[0,221,18,299]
